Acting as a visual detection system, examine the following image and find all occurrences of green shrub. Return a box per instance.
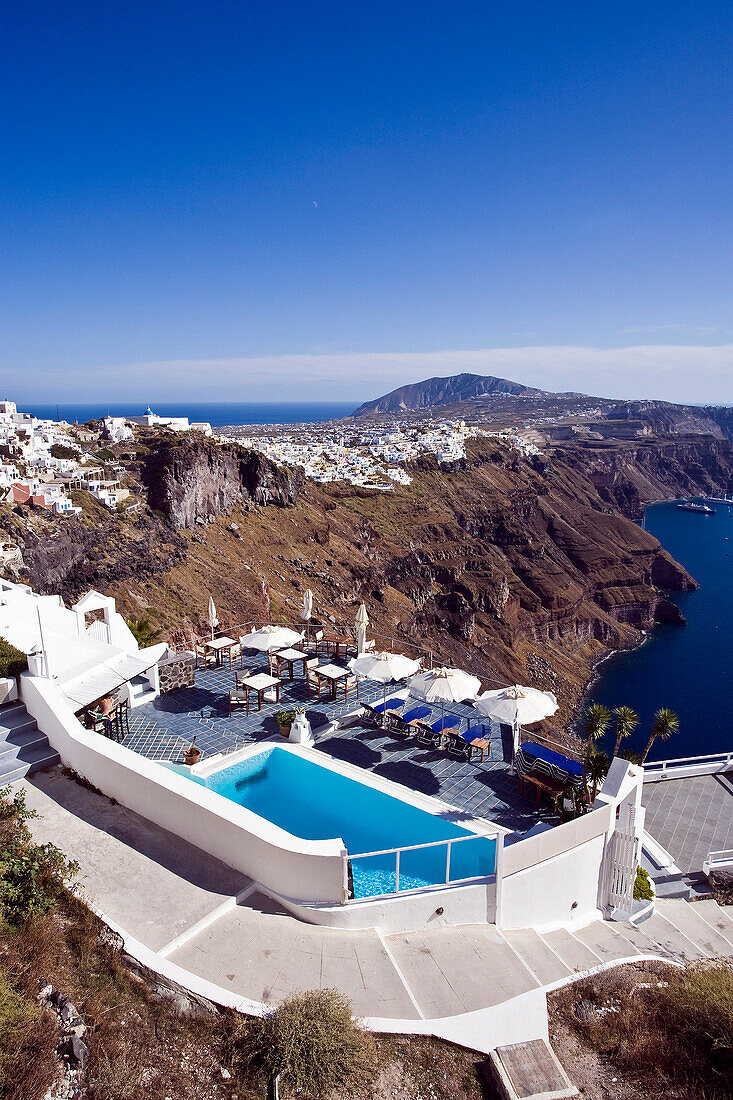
[0,638,27,681]
[0,787,78,924]
[235,988,376,1098]
[274,710,296,726]
[124,616,161,647]
[49,442,79,460]
[634,865,654,901]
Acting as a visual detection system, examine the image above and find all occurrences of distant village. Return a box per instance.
[0,399,544,542]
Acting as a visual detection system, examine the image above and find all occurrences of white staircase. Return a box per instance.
[0,702,60,785]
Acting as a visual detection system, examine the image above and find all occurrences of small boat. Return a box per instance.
[703,495,733,506]
[677,501,716,514]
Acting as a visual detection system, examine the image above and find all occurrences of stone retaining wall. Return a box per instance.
[158,652,195,694]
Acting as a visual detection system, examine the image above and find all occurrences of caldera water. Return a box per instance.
[589,499,733,762]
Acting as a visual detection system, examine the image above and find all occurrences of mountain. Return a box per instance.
[352,373,544,416]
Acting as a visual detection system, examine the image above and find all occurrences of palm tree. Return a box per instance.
[125,616,161,647]
[612,706,639,757]
[581,703,610,799]
[642,708,679,763]
[586,748,611,802]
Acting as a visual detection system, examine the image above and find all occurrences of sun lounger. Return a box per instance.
[393,705,432,734]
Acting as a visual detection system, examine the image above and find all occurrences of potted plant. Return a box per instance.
[275,709,296,737]
[184,736,201,766]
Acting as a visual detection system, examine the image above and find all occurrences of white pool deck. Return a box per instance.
[17,769,733,1054]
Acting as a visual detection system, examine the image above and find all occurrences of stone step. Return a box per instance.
[502,928,572,987]
[0,707,38,739]
[636,911,707,961]
[0,745,60,784]
[690,898,733,947]
[656,898,733,957]
[572,921,641,965]
[0,726,49,761]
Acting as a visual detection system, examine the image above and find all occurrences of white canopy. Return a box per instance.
[408,666,481,705]
[61,651,160,710]
[348,650,421,683]
[474,684,558,726]
[240,624,303,651]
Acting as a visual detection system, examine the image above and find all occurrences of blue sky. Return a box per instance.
[2,1,731,404]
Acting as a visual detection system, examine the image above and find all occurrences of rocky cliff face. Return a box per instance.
[141,438,303,529]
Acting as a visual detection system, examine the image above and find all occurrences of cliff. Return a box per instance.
[141,437,303,529]
[4,432,731,725]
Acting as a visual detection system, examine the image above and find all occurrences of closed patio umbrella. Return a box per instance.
[301,589,313,622]
[240,624,303,652]
[355,603,369,656]
[208,597,218,640]
[408,666,481,726]
[474,684,558,763]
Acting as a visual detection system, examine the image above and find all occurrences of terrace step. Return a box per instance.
[127,675,158,709]
[0,703,60,785]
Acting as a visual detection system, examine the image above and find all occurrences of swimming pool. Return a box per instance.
[196,746,496,899]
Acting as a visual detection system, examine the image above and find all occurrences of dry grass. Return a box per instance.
[229,988,378,1099]
[551,961,733,1099]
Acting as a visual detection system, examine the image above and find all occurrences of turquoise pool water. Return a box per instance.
[198,747,496,898]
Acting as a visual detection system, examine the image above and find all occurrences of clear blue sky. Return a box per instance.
[2,1,731,404]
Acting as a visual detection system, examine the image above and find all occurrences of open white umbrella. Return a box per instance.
[408,666,481,725]
[474,684,558,763]
[240,624,303,652]
[349,650,422,711]
[208,597,218,640]
[355,603,369,656]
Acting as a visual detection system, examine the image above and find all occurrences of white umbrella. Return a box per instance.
[474,684,558,763]
[408,666,481,726]
[208,597,218,640]
[301,589,313,622]
[240,624,303,652]
[355,603,369,656]
[349,650,422,711]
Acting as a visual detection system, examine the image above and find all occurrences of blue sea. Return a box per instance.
[590,498,733,762]
[23,401,356,427]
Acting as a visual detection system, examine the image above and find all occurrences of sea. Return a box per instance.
[23,402,356,427]
[589,498,733,762]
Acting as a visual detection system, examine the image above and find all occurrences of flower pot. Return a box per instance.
[184,747,201,766]
[277,722,292,738]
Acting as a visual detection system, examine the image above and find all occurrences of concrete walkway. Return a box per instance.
[643,773,733,875]
[17,770,733,1052]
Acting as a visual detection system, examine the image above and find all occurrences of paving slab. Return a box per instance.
[169,892,416,1019]
[539,929,602,973]
[691,899,733,946]
[643,774,733,875]
[573,920,640,964]
[639,912,707,961]
[502,928,572,986]
[17,770,249,951]
[656,898,733,957]
[386,925,538,1018]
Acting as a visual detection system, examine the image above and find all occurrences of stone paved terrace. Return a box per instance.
[125,663,559,834]
[643,771,733,876]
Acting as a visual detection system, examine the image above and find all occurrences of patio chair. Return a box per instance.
[235,669,252,688]
[228,687,248,715]
[338,672,360,702]
[228,640,244,666]
[194,643,215,669]
[365,696,403,727]
[305,663,323,698]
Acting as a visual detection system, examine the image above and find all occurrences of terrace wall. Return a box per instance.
[20,675,347,907]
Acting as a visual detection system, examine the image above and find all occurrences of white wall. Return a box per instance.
[21,676,347,907]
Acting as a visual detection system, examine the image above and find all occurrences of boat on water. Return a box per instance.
[703,495,733,506]
[677,501,716,514]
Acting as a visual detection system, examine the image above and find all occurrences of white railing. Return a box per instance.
[643,751,733,782]
[86,618,111,645]
[702,849,733,877]
[347,832,496,898]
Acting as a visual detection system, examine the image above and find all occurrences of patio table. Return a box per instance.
[313,663,350,699]
[204,636,236,667]
[274,647,308,680]
[240,672,281,713]
[323,635,353,661]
